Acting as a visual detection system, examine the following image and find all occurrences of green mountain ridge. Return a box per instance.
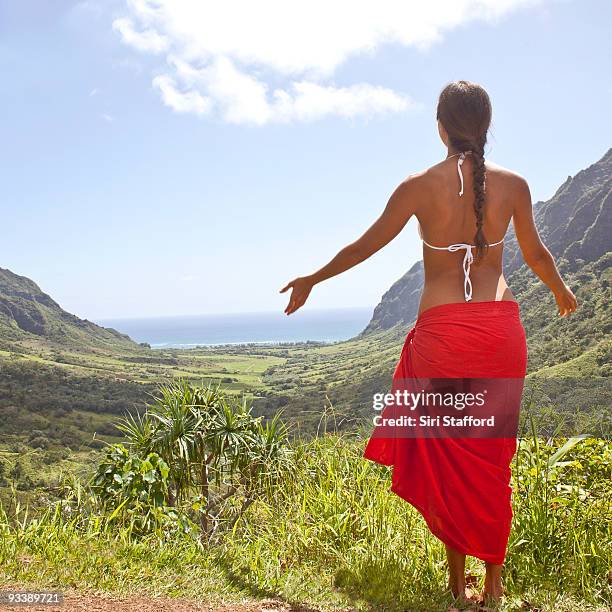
[505,146,612,273]
[0,267,136,351]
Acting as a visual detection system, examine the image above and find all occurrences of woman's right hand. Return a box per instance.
[554,284,577,317]
[280,276,315,315]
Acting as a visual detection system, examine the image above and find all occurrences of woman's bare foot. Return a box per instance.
[483,562,503,594]
[445,544,470,602]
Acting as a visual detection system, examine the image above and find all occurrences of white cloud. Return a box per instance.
[158,55,413,124]
[112,17,169,53]
[101,113,114,122]
[274,82,413,122]
[153,75,212,115]
[113,0,542,124]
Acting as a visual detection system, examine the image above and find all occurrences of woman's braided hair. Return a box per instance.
[436,81,492,261]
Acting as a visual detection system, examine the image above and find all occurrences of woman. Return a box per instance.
[280,80,577,605]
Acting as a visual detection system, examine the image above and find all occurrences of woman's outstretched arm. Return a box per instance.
[280,177,418,315]
[512,176,577,317]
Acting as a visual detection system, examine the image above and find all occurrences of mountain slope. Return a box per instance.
[504,147,612,274]
[0,267,135,350]
[364,261,423,336]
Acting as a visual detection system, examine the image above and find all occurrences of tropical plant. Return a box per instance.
[90,443,189,535]
[109,381,294,541]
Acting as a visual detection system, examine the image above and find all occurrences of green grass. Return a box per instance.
[1,434,609,611]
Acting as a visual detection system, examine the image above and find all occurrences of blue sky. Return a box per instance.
[1,0,610,319]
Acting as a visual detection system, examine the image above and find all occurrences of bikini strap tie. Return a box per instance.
[457,150,471,197]
[447,243,474,301]
[420,238,504,302]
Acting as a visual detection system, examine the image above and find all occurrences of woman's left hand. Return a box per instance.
[280,276,314,315]
[554,283,578,317]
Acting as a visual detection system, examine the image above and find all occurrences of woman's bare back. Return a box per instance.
[414,155,520,315]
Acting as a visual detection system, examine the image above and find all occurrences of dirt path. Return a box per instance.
[0,595,318,611]
[0,591,328,612]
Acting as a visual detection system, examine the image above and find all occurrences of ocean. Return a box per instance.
[96,307,373,348]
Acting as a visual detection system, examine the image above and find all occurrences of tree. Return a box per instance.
[108,381,294,541]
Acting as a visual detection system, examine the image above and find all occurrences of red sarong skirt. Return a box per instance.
[364,300,528,565]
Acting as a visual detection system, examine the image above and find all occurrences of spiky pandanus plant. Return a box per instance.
[114,380,293,541]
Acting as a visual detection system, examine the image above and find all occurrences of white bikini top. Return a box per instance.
[419,151,504,302]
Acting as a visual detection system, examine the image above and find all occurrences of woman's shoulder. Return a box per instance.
[484,159,525,178]
[484,160,530,191]
[396,158,530,199]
